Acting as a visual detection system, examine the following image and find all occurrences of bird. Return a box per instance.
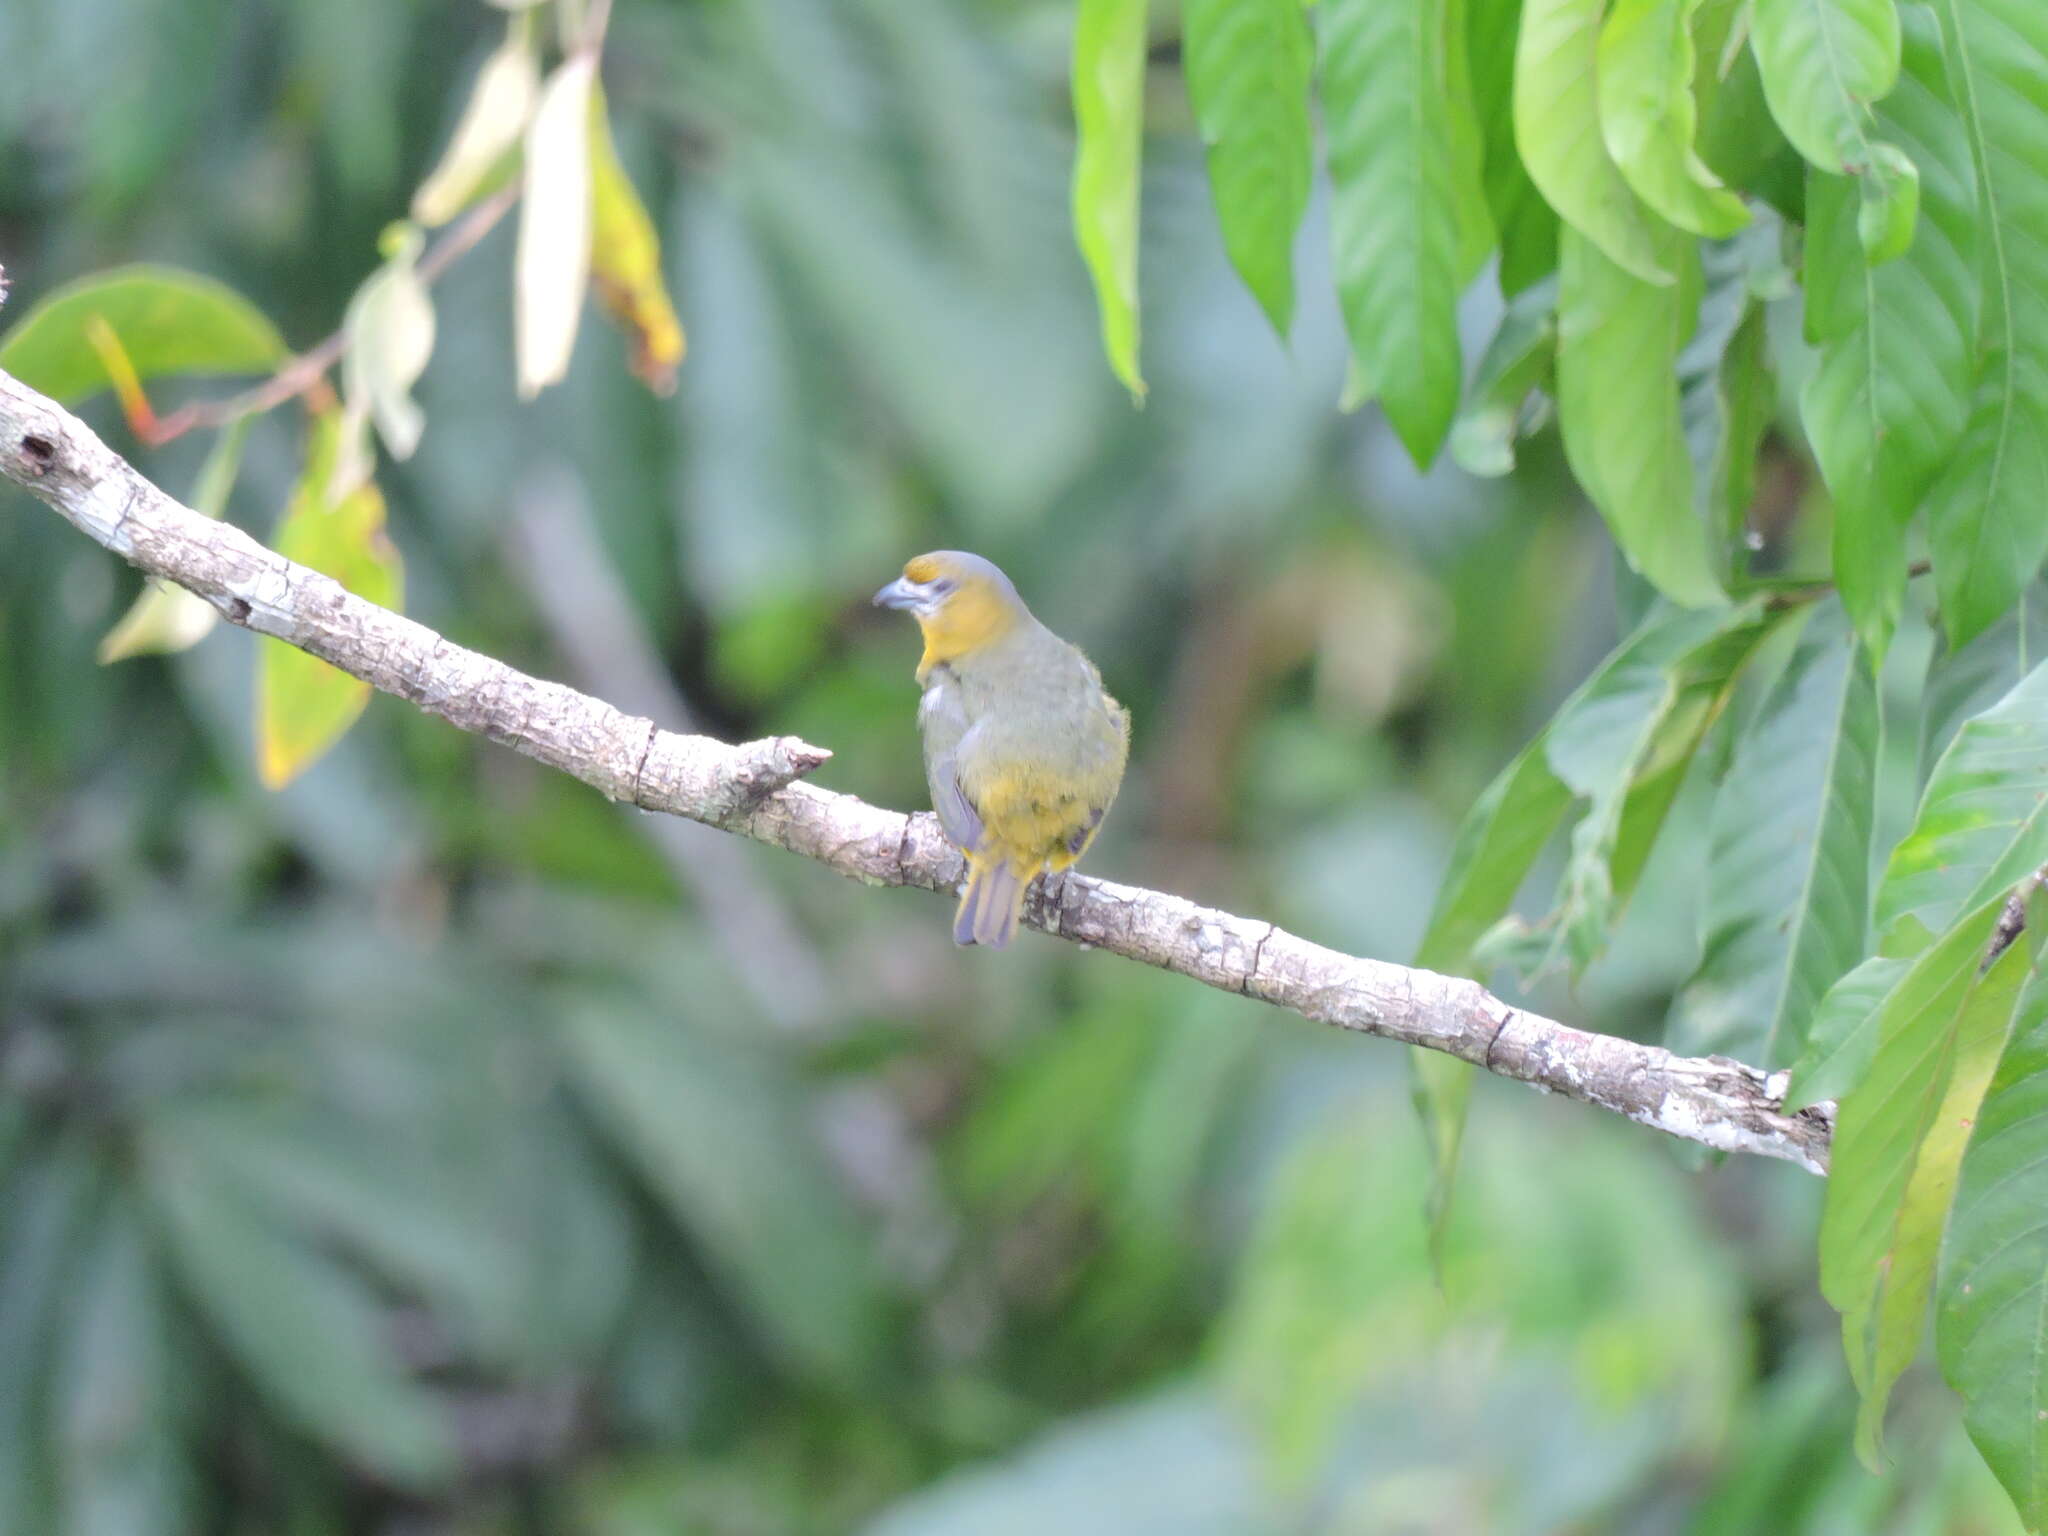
[874,551,1130,948]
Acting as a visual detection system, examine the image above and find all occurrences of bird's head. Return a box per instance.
[874,551,1030,671]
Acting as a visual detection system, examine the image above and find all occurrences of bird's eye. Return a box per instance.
[928,577,957,596]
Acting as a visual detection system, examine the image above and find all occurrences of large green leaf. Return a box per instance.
[1800,3,1976,659]
[1072,0,1148,398]
[143,1126,456,1490]
[1924,0,2048,644]
[1469,0,1559,292]
[1940,961,2048,1527]
[1597,0,1750,237]
[0,264,286,407]
[1920,581,2048,775]
[1667,605,1879,1064]
[1750,0,1916,260]
[1183,0,1314,336]
[54,1192,188,1536]
[1876,655,2048,954]
[1323,0,1491,466]
[1786,953,1914,1109]
[1556,224,1725,607]
[1516,0,1677,282]
[562,1003,886,1387]
[1822,889,2038,1464]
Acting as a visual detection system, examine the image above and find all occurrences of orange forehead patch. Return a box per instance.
[904,555,944,584]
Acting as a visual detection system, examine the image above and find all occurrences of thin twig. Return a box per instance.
[0,367,1839,1176]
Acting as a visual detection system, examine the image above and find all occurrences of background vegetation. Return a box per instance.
[1,0,2042,1530]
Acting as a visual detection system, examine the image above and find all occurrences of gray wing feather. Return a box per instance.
[919,676,985,852]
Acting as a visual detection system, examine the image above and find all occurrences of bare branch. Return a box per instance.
[0,366,1835,1176]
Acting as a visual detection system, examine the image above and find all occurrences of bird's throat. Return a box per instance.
[915,586,1019,680]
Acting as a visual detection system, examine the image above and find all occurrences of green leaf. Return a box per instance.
[143,1127,457,1491]
[1681,221,1780,548]
[100,416,252,663]
[1875,655,2048,954]
[1821,889,2036,1465]
[1450,276,1557,477]
[1470,0,1560,292]
[1749,0,1915,259]
[0,264,286,407]
[1799,3,1976,659]
[563,1003,886,1387]
[1072,0,1148,398]
[1183,0,1315,335]
[1544,600,1780,971]
[55,1192,189,1536]
[1597,0,1751,237]
[1939,955,2048,1527]
[1920,581,2048,774]
[1557,225,1726,607]
[1667,605,1880,1064]
[1785,953,1913,1108]
[256,412,404,789]
[1323,0,1489,466]
[515,53,597,399]
[1515,0,1677,283]
[1924,0,2048,645]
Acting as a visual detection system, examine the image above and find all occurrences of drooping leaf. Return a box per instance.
[99,416,251,663]
[1940,957,2048,1528]
[1324,0,1491,465]
[54,1191,189,1536]
[0,265,285,406]
[1799,3,1976,659]
[1822,888,2039,1465]
[1923,0,2048,645]
[1749,0,1915,260]
[1469,0,1560,292]
[1667,605,1879,1064]
[515,53,597,399]
[1515,0,1677,283]
[1556,224,1725,607]
[1451,275,1557,477]
[562,1003,886,1387]
[342,226,436,462]
[1597,0,1750,237]
[1680,219,1781,548]
[411,12,537,226]
[143,1126,456,1491]
[588,83,686,395]
[1183,0,1315,335]
[1875,655,2048,955]
[1072,0,1148,399]
[256,412,404,789]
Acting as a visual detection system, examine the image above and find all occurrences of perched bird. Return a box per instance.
[874,551,1130,948]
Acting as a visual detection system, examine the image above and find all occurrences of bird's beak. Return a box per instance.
[873,577,921,610]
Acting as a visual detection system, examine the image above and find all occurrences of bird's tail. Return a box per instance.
[954,857,1030,948]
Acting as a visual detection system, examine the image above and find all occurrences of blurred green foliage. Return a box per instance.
[0,0,2025,1530]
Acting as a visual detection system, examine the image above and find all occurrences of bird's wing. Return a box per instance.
[919,674,986,852]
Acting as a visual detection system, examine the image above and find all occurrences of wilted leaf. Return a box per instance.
[342,228,436,462]
[588,84,685,394]
[0,265,285,406]
[1071,0,1148,398]
[412,13,538,227]
[515,53,597,399]
[256,412,404,789]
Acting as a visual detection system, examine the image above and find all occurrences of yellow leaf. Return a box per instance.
[412,15,539,227]
[256,413,405,788]
[515,54,597,399]
[588,84,685,395]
